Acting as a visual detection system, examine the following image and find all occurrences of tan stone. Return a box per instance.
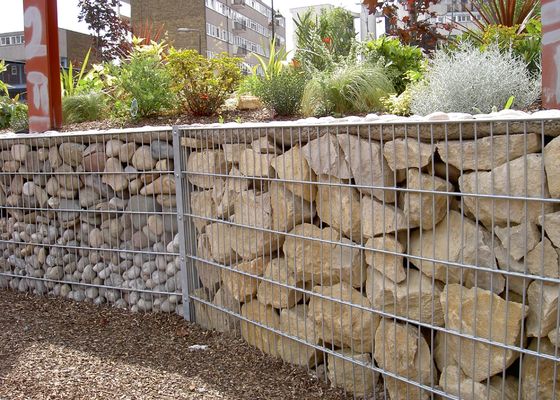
[361,195,414,238]
[156,194,176,208]
[433,331,457,372]
[459,154,553,227]
[301,134,352,179]
[45,177,59,196]
[187,150,228,189]
[548,327,560,346]
[222,143,249,164]
[237,95,262,110]
[493,243,533,296]
[374,319,433,400]
[118,142,137,163]
[230,226,283,260]
[55,164,81,191]
[240,301,281,357]
[58,143,85,167]
[384,138,433,171]
[545,135,560,198]
[140,175,175,196]
[211,168,247,218]
[205,222,238,263]
[521,338,560,400]
[337,134,395,201]
[221,257,268,302]
[238,148,274,177]
[192,287,212,330]
[439,366,503,400]
[367,268,445,326]
[283,224,366,288]
[190,190,217,233]
[316,175,362,241]
[494,222,540,261]
[147,215,164,236]
[526,280,559,337]
[401,169,453,229]
[277,305,323,367]
[409,211,505,293]
[269,182,315,232]
[102,158,128,192]
[364,236,406,283]
[257,258,303,309]
[233,190,272,229]
[539,211,560,248]
[3,160,20,172]
[308,283,378,353]
[207,287,240,333]
[105,139,123,158]
[437,133,541,171]
[131,145,156,171]
[440,284,528,381]
[48,146,62,168]
[526,238,559,279]
[195,233,221,291]
[251,136,282,155]
[271,145,317,202]
[327,351,378,397]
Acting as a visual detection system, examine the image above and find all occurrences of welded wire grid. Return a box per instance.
[0,128,184,315]
[179,118,560,400]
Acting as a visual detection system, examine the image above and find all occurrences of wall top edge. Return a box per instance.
[0,125,173,141]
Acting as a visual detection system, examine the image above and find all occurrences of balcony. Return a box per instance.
[231,0,245,8]
[233,20,247,31]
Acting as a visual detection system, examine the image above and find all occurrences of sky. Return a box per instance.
[0,0,361,51]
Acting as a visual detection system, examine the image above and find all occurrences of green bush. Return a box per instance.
[0,96,27,131]
[63,92,106,124]
[254,68,305,116]
[301,62,394,117]
[359,37,425,94]
[167,49,242,116]
[410,45,540,115]
[9,101,28,132]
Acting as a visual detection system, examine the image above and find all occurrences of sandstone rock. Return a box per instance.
[367,268,445,326]
[48,146,62,168]
[126,195,162,229]
[364,236,406,283]
[222,257,268,302]
[59,143,85,167]
[337,134,395,201]
[230,224,282,261]
[82,144,106,172]
[140,175,175,196]
[544,135,560,198]
[55,164,81,190]
[105,139,123,158]
[548,327,560,346]
[102,157,128,192]
[131,146,156,171]
[3,160,20,172]
[316,176,362,241]
[374,319,433,400]
[526,238,559,278]
[118,142,137,163]
[190,190,217,233]
[21,181,35,197]
[538,211,560,248]
[150,140,173,160]
[147,215,164,236]
[57,199,81,223]
[24,151,41,173]
[11,144,29,162]
[301,134,352,179]
[409,211,504,293]
[494,222,540,261]
[440,284,528,381]
[79,188,102,208]
[257,258,303,309]
[384,138,433,171]
[154,159,171,171]
[361,195,413,238]
[240,301,281,357]
[205,222,238,263]
[238,148,274,177]
[277,304,323,367]
[207,287,240,333]
[401,168,453,229]
[283,224,366,288]
[493,243,532,296]
[327,351,377,397]
[194,233,221,291]
[459,154,553,227]
[34,186,48,208]
[233,190,272,229]
[251,136,282,154]
[157,195,176,208]
[237,95,262,110]
[187,150,228,189]
[270,145,316,202]
[222,143,249,164]
[45,177,59,196]
[89,228,104,248]
[308,283,378,353]
[131,231,149,249]
[439,366,503,400]
[211,168,247,218]
[521,338,560,399]
[269,182,315,232]
[526,280,559,337]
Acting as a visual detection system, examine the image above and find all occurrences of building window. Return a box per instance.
[11,65,17,76]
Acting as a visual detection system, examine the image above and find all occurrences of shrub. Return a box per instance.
[301,62,394,117]
[167,49,242,116]
[63,92,106,124]
[0,96,27,131]
[254,68,305,116]
[9,101,28,132]
[410,45,540,115]
[359,37,425,94]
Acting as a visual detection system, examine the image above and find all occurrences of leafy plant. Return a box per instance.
[410,44,540,115]
[301,62,394,117]
[237,75,261,96]
[465,0,539,33]
[0,61,9,96]
[60,48,103,97]
[166,49,242,116]
[359,37,425,93]
[381,70,423,116]
[254,67,305,116]
[63,92,106,124]
[0,95,27,131]
[253,38,288,80]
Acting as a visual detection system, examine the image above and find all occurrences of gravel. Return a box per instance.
[0,289,354,400]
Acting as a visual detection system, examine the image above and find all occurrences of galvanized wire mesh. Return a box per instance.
[178,116,560,400]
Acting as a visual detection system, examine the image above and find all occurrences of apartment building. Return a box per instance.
[131,0,286,72]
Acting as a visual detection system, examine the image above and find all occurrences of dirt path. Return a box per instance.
[0,290,351,400]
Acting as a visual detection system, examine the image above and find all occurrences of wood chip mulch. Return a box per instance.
[0,289,355,400]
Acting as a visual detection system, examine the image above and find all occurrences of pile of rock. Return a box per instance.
[0,134,183,314]
[187,131,560,399]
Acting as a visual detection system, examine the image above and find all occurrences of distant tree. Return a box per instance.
[78,0,130,60]
[362,0,451,51]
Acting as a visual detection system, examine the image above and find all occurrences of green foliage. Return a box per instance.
[301,62,394,117]
[359,37,425,94]
[381,70,423,116]
[465,0,539,32]
[63,92,106,124]
[254,67,305,116]
[166,49,242,116]
[254,38,289,80]
[237,75,260,96]
[0,61,9,96]
[0,96,28,131]
[61,48,97,97]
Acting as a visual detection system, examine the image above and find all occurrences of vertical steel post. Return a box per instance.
[542,0,560,108]
[23,0,62,132]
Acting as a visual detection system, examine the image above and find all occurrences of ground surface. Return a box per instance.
[0,290,352,400]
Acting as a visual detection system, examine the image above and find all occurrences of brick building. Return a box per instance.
[131,0,286,72]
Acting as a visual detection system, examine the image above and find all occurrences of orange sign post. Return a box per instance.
[542,0,560,109]
[23,0,62,132]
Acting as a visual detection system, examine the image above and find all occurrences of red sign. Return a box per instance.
[542,0,560,109]
[23,0,62,132]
